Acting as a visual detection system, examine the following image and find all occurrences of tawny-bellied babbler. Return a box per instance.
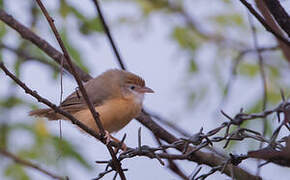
[29,69,154,147]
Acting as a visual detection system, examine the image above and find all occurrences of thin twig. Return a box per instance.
[0,9,92,82]
[0,43,59,71]
[248,13,268,175]
[91,0,126,70]
[0,62,101,140]
[155,137,189,180]
[0,8,264,179]
[0,148,66,180]
[34,1,125,179]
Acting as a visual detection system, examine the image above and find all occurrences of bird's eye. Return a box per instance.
[130,85,135,90]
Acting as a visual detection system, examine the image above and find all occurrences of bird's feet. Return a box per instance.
[104,130,127,152]
[104,130,112,145]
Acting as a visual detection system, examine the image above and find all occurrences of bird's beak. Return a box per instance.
[138,86,154,93]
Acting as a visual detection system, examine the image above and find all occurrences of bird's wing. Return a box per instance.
[60,78,115,112]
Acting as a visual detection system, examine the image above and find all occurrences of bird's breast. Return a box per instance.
[73,97,142,133]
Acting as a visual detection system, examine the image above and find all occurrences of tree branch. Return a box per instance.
[239,0,290,47]
[255,0,290,62]
[91,0,126,70]
[0,148,65,180]
[263,0,290,37]
[34,0,125,179]
[0,9,92,82]
[0,43,59,71]
[0,7,261,180]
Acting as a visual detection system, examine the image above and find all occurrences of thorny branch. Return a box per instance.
[1,2,289,180]
[99,95,290,179]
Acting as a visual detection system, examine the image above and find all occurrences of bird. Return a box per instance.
[29,69,154,147]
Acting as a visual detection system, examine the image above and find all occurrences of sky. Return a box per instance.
[1,0,290,179]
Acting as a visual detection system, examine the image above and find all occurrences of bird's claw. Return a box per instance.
[104,130,111,145]
[104,130,128,152]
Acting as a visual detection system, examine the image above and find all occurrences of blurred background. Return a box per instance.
[0,0,290,179]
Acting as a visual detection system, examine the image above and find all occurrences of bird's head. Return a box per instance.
[100,69,153,104]
[96,69,154,105]
[120,70,154,104]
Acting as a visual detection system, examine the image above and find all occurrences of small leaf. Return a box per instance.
[238,63,259,77]
[51,137,91,169]
[5,164,30,180]
[80,17,103,35]
[59,0,70,18]
[0,22,6,39]
[0,0,3,9]
[0,96,24,108]
[172,26,199,51]
[212,13,244,26]
[189,59,198,73]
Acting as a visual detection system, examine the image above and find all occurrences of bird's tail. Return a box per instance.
[29,108,62,120]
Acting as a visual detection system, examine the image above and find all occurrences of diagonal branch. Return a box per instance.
[34,0,125,179]
[0,147,65,180]
[137,111,261,180]
[0,9,92,82]
[255,0,290,62]
[0,61,101,140]
[91,0,126,70]
[0,43,59,71]
[263,0,290,37]
[239,0,290,47]
[0,7,261,180]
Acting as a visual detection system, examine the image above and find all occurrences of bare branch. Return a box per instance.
[0,43,59,71]
[0,148,66,180]
[263,0,290,37]
[0,6,268,180]
[239,0,290,46]
[91,0,126,70]
[255,0,290,61]
[0,9,92,82]
[34,0,125,179]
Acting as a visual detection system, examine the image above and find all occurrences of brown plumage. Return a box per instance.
[29,69,153,134]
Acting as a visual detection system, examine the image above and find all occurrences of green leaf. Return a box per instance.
[0,22,6,39]
[0,96,24,109]
[0,124,9,148]
[137,0,170,15]
[59,0,70,18]
[268,89,282,104]
[5,164,30,180]
[268,65,280,78]
[172,27,199,51]
[189,59,198,73]
[14,59,23,77]
[212,13,244,26]
[238,63,259,77]
[51,137,91,169]
[0,0,3,9]
[80,17,103,35]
